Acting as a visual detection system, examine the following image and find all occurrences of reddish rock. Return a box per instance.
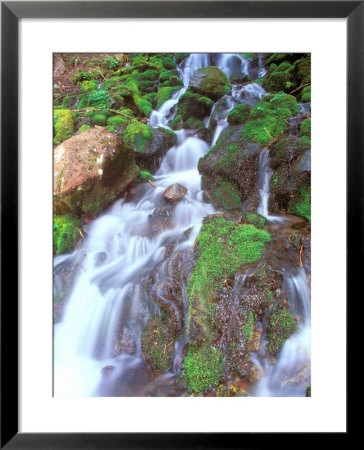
[163,183,187,202]
[54,127,138,216]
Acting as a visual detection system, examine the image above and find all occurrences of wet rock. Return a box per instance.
[133,127,177,172]
[102,365,115,378]
[198,125,262,208]
[54,127,138,217]
[249,364,262,383]
[163,183,187,202]
[53,255,79,322]
[268,136,311,217]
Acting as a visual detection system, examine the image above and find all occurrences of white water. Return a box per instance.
[252,269,311,397]
[257,148,288,224]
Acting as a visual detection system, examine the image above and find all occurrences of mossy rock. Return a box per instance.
[300,85,311,103]
[240,212,266,229]
[54,109,74,145]
[80,80,98,92]
[122,120,154,152]
[300,118,311,137]
[141,313,176,373]
[156,86,180,109]
[241,92,299,144]
[198,125,261,203]
[294,56,311,85]
[183,343,223,393]
[287,185,311,221]
[176,91,214,122]
[54,127,138,217]
[53,214,81,255]
[202,175,242,211]
[227,103,251,125]
[187,215,270,345]
[267,309,298,355]
[189,66,231,101]
[70,70,93,84]
[262,70,295,93]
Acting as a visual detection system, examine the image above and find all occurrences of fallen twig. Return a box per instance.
[148,180,157,189]
[299,243,304,267]
[289,83,310,95]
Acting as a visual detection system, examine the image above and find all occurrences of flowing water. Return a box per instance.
[54,53,310,397]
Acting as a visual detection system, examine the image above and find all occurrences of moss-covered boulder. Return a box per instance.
[53,126,138,216]
[122,121,177,171]
[300,118,311,137]
[175,91,214,122]
[198,125,262,209]
[189,66,231,101]
[227,103,251,125]
[241,92,299,144]
[268,136,311,220]
[156,86,180,109]
[54,109,75,145]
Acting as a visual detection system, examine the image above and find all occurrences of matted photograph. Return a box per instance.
[53,52,311,398]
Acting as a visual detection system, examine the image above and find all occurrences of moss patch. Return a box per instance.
[183,343,223,393]
[288,186,311,221]
[156,86,180,109]
[190,66,231,101]
[267,309,298,355]
[54,109,74,145]
[227,104,251,125]
[300,118,311,137]
[241,93,299,144]
[53,214,81,255]
[122,120,154,152]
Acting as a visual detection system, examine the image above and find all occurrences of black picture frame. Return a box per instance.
[1,1,358,448]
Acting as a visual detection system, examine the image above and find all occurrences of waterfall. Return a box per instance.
[54,53,220,397]
[54,53,310,397]
[252,269,311,397]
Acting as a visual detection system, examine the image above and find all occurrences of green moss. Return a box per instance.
[150,54,176,70]
[240,212,266,229]
[301,85,311,103]
[267,309,298,355]
[243,311,255,339]
[188,216,270,331]
[227,103,251,125]
[141,314,176,373]
[294,56,311,85]
[142,92,157,108]
[54,109,74,145]
[288,186,311,221]
[169,114,183,129]
[241,93,299,144]
[78,124,91,133]
[175,53,189,64]
[105,125,115,132]
[176,91,214,121]
[71,70,93,84]
[266,53,290,65]
[107,115,130,127]
[138,69,159,81]
[306,386,311,397]
[139,170,154,182]
[204,176,242,211]
[300,118,311,137]
[102,56,119,70]
[276,61,294,73]
[134,95,153,117]
[53,214,81,255]
[156,86,180,109]
[183,343,223,393]
[81,80,98,92]
[122,119,153,152]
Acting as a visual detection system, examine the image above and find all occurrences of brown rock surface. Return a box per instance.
[163,183,187,202]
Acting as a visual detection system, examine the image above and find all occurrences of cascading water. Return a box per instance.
[252,268,311,397]
[54,53,310,397]
[54,53,218,397]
